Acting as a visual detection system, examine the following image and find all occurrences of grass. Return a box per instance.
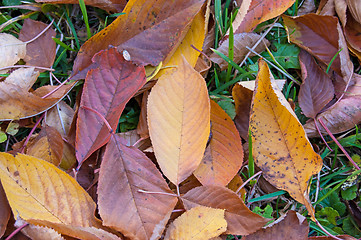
[1,0,361,238]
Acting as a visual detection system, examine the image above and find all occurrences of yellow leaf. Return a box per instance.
[0,153,99,226]
[148,56,210,185]
[249,60,322,220]
[164,206,227,240]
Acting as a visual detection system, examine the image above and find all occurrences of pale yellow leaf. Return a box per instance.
[0,33,26,73]
[164,206,227,240]
[148,56,210,185]
[5,67,39,92]
[0,152,99,227]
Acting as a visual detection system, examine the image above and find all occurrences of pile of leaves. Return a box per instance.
[1,0,361,239]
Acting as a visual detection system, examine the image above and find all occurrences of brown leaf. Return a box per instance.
[298,0,316,16]
[194,100,243,186]
[243,210,309,240]
[46,101,75,138]
[346,0,361,24]
[232,83,253,140]
[18,19,56,70]
[75,47,146,164]
[0,182,10,238]
[27,125,64,166]
[35,0,126,12]
[97,135,178,240]
[304,74,361,137]
[210,33,269,70]
[344,10,361,53]
[227,174,246,200]
[136,91,149,139]
[298,49,334,118]
[235,0,295,33]
[72,0,205,79]
[250,60,323,220]
[0,33,26,74]
[182,185,268,235]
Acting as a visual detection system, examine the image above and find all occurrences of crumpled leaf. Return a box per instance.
[234,0,295,33]
[210,33,269,70]
[18,18,56,70]
[298,49,334,118]
[97,135,178,240]
[250,60,322,220]
[147,56,210,185]
[35,0,127,12]
[182,185,268,235]
[164,206,227,240]
[0,152,100,227]
[304,74,361,137]
[243,210,309,240]
[72,0,205,79]
[0,33,26,74]
[194,100,243,186]
[76,47,146,164]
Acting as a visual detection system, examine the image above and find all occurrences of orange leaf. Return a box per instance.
[0,153,99,227]
[182,185,268,235]
[250,60,322,220]
[97,135,178,240]
[164,205,227,240]
[148,56,210,185]
[194,100,243,186]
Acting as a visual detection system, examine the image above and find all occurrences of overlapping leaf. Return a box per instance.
[148,56,210,185]
[0,153,99,227]
[75,47,146,163]
[72,0,205,78]
[0,33,26,73]
[182,186,268,235]
[250,60,322,220]
[98,135,177,240]
[164,206,227,240]
[194,100,243,186]
[0,183,10,238]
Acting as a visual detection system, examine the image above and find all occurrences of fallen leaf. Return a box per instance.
[76,47,146,164]
[18,19,56,70]
[35,0,127,12]
[283,14,353,83]
[97,135,178,240]
[210,33,269,70]
[346,0,361,24]
[243,210,309,240]
[249,60,322,220]
[0,33,26,74]
[304,74,361,137]
[15,218,64,240]
[72,0,205,79]
[227,174,246,199]
[4,67,39,92]
[297,0,316,15]
[344,10,361,53]
[26,125,64,166]
[148,56,210,185]
[45,101,75,138]
[232,83,253,140]
[298,49,334,118]
[235,0,295,33]
[0,153,100,227]
[194,100,243,186]
[0,182,10,238]
[136,91,150,139]
[164,205,227,240]
[182,185,268,235]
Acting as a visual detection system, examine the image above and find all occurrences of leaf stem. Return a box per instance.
[315,219,343,240]
[19,113,45,154]
[0,65,54,72]
[81,106,113,134]
[41,77,73,99]
[314,118,333,151]
[318,118,360,170]
[5,223,29,240]
[138,189,178,198]
[24,19,55,44]
[236,171,262,194]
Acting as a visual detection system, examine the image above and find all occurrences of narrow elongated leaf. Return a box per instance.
[250,60,322,220]
[76,47,146,163]
[182,186,268,235]
[98,135,178,240]
[0,153,99,227]
[194,100,243,186]
[164,206,227,240]
[147,56,210,185]
[72,0,204,78]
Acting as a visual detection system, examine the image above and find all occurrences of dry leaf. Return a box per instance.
[250,60,322,220]
[0,153,100,227]
[35,0,127,12]
[0,182,10,238]
[15,218,64,240]
[243,210,309,240]
[0,33,26,73]
[97,135,178,240]
[136,91,150,139]
[4,67,39,92]
[45,101,75,138]
[194,100,243,186]
[147,56,210,185]
[164,206,227,240]
[346,0,361,24]
[182,185,267,235]
[210,33,269,70]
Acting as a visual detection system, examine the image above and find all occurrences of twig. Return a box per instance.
[318,118,360,170]
[24,19,55,44]
[41,77,72,99]
[0,65,54,72]
[315,219,343,240]
[314,118,333,151]
[236,171,262,194]
[138,189,178,197]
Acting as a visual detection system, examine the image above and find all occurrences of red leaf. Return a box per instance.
[75,47,146,164]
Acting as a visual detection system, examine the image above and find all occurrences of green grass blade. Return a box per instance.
[78,0,91,39]
[211,48,246,73]
[248,191,287,203]
[326,48,343,74]
[52,38,77,52]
